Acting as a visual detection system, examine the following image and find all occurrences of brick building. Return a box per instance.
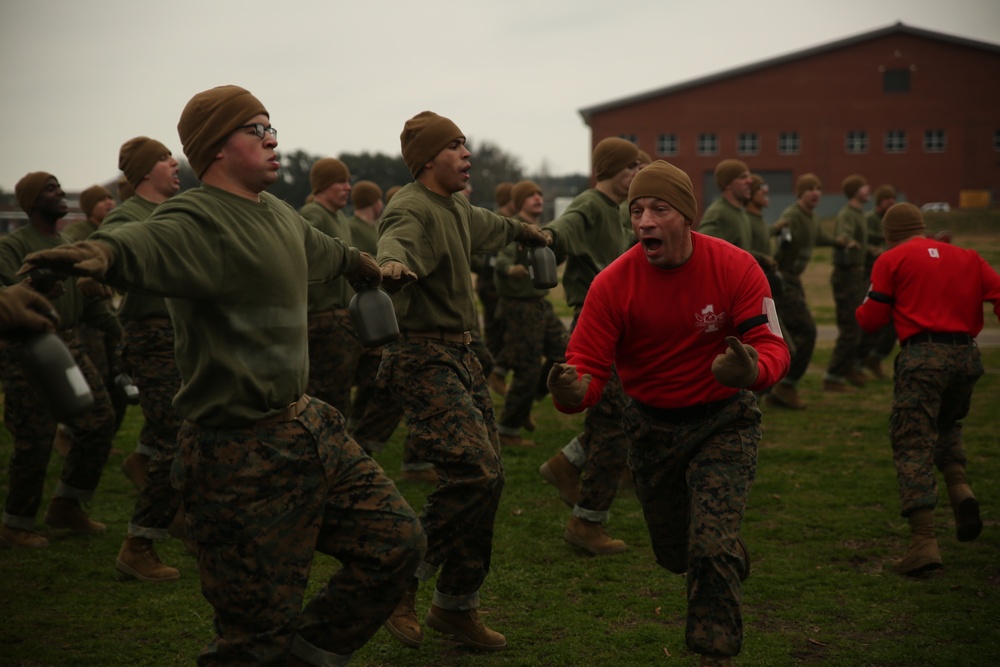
[579,22,1000,218]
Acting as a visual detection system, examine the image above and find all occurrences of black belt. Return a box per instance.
[634,392,741,424]
[901,332,973,347]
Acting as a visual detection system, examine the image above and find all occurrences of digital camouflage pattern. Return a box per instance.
[1,332,115,526]
[773,272,816,382]
[378,336,504,597]
[119,319,183,536]
[890,343,983,516]
[827,265,867,378]
[176,396,424,665]
[493,297,567,435]
[306,310,361,415]
[624,391,760,658]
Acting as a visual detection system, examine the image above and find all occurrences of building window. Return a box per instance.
[697,133,718,156]
[845,130,868,154]
[923,129,946,153]
[885,130,907,153]
[737,132,759,155]
[619,133,637,144]
[778,131,800,155]
[883,68,911,93]
[656,133,678,156]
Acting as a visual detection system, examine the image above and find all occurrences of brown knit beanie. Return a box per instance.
[627,160,697,222]
[494,182,513,207]
[874,184,897,205]
[385,185,403,203]
[842,174,867,199]
[714,159,749,190]
[15,172,55,214]
[80,185,113,218]
[882,203,926,243]
[796,173,822,198]
[400,111,464,178]
[637,149,652,165]
[511,180,542,212]
[310,158,350,194]
[593,138,639,181]
[119,137,171,188]
[351,180,383,209]
[178,85,268,178]
[749,174,766,196]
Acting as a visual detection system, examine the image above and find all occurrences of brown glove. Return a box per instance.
[506,264,530,279]
[344,252,383,291]
[711,336,760,388]
[77,277,114,299]
[0,284,58,336]
[515,222,552,247]
[547,362,592,408]
[379,260,418,292]
[19,241,116,280]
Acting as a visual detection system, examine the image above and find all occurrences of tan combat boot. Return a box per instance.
[539,451,581,507]
[895,508,943,576]
[425,605,507,651]
[0,524,49,548]
[563,516,627,556]
[116,536,181,582]
[768,382,807,409]
[943,464,982,542]
[383,581,423,648]
[44,497,106,534]
[120,452,149,491]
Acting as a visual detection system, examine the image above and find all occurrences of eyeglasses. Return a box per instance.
[236,123,277,140]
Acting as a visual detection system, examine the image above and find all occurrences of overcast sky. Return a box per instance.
[2,0,998,193]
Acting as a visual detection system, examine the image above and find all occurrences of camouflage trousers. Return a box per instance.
[119,319,183,537]
[1,331,115,528]
[624,391,760,658]
[476,273,503,358]
[307,310,361,415]
[827,265,867,378]
[890,342,983,516]
[494,297,567,434]
[79,321,127,434]
[379,336,504,599]
[176,397,424,666]
[347,345,383,430]
[773,271,816,383]
[563,308,630,522]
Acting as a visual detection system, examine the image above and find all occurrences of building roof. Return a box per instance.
[578,22,1000,122]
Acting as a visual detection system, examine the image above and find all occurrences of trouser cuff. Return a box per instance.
[2,512,35,531]
[562,436,585,467]
[572,506,610,523]
[414,560,439,582]
[55,481,93,502]
[127,522,170,541]
[432,588,480,611]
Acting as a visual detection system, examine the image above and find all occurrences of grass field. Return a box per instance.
[1,215,998,666]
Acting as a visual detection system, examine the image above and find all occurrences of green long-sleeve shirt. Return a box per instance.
[376,181,521,332]
[832,204,868,267]
[300,202,353,312]
[544,188,630,308]
[61,219,99,242]
[773,203,836,276]
[346,214,378,255]
[746,210,772,257]
[493,216,550,299]
[0,224,121,337]
[698,197,750,250]
[100,196,170,322]
[94,184,359,428]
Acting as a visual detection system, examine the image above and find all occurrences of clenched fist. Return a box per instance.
[547,362,592,408]
[711,336,759,388]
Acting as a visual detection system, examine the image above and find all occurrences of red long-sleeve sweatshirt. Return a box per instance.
[855,236,1000,342]
[558,233,790,413]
